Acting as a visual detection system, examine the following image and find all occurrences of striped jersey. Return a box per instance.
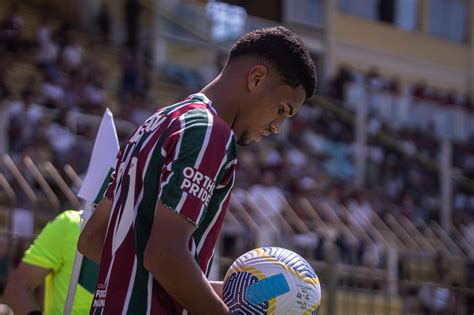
[90,93,237,315]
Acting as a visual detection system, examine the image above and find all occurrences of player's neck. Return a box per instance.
[200,73,238,130]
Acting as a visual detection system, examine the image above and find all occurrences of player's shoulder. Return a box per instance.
[168,95,234,140]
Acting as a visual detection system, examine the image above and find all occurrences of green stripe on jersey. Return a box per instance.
[159,108,210,210]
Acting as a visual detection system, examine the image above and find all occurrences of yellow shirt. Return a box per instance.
[22,210,99,315]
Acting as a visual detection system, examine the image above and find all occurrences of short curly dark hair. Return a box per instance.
[228,26,317,100]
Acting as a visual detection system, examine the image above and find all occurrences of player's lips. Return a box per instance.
[253,129,271,143]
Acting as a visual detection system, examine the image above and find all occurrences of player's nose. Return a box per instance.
[270,121,282,134]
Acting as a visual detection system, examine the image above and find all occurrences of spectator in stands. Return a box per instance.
[8,89,43,153]
[21,137,54,175]
[361,236,383,268]
[321,182,344,217]
[41,75,65,109]
[61,37,83,71]
[45,110,75,166]
[62,69,84,109]
[83,79,105,113]
[365,67,383,91]
[386,77,400,96]
[345,189,374,230]
[412,81,427,101]
[417,254,453,315]
[0,4,24,53]
[120,53,141,101]
[36,33,59,76]
[285,140,308,174]
[36,16,52,47]
[328,65,353,101]
[249,170,286,246]
[120,92,153,125]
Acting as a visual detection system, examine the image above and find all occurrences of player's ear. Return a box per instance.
[247,65,267,92]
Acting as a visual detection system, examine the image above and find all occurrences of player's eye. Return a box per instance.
[278,105,285,115]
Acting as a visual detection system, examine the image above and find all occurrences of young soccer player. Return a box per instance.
[78,26,316,315]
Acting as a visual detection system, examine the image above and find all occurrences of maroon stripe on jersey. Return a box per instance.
[167,102,210,121]
[194,115,231,172]
[103,228,136,313]
[199,196,231,272]
[150,281,184,315]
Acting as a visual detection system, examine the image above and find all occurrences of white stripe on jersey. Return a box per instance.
[158,115,186,199]
[192,110,214,223]
[190,237,197,257]
[121,256,138,315]
[194,203,207,228]
[216,159,238,189]
[112,157,138,255]
[217,136,234,174]
[146,273,153,315]
[194,111,213,168]
[175,191,188,214]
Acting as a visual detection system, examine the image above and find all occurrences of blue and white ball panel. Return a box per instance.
[223,272,269,314]
[223,247,321,314]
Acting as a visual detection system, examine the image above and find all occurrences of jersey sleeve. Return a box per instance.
[22,211,73,272]
[159,111,232,227]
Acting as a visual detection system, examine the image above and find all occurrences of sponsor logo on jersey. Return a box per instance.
[180,167,216,206]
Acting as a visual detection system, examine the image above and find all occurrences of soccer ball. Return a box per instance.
[223,247,321,315]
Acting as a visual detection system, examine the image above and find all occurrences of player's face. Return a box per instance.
[237,74,306,146]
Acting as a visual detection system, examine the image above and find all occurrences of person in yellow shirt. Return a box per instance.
[4,210,99,315]
[4,109,119,315]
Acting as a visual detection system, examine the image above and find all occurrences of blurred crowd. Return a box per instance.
[328,65,474,233]
[0,4,158,175]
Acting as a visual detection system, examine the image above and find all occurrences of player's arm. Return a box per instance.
[78,198,113,264]
[4,263,50,314]
[210,281,224,298]
[143,203,229,315]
